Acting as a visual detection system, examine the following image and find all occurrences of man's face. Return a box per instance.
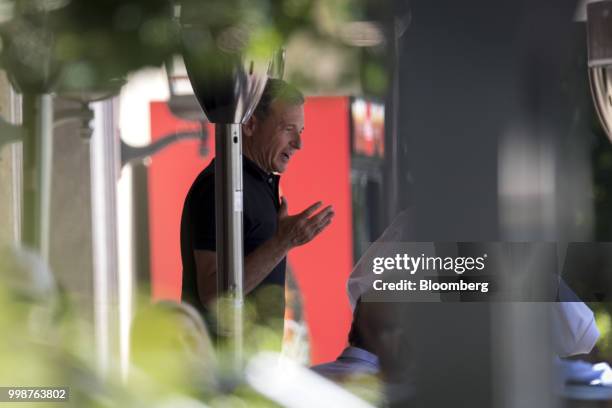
[249,100,305,173]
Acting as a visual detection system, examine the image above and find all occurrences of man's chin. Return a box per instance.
[274,162,288,173]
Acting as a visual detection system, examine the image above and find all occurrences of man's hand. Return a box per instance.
[275,197,335,250]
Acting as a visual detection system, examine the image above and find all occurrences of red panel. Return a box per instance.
[148,102,215,300]
[280,96,353,364]
[148,97,353,365]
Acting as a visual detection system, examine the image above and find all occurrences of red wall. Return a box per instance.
[148,103,215,300]
[148,97,353,364]
[280,97,353,364]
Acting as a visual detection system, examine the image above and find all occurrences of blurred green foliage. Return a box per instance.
[595,309,611,357]
[0,246,291,407]
[0,0,176,93]
[0,0,387,97]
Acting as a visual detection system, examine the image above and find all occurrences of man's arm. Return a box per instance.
[194,237,288,306]
[194,198,334,307]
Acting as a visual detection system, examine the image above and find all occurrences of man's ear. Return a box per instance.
[242,115,258,137]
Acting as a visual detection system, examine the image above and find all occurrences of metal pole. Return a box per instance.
[90,99,121,377]
[39,95,53,263]
[21,93,53,262]
[180,21,269,369]
[384,13,409,224]
[214,123,244,368]
[387,20,400,222]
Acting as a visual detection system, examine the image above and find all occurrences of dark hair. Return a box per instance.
[253,78,304,120]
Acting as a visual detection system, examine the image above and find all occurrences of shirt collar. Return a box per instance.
[243,155,275,182]
[338,346,380,367]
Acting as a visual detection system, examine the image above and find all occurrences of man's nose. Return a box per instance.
[291,133,302,150]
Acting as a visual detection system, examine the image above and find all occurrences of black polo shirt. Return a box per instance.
[180,156,286,331]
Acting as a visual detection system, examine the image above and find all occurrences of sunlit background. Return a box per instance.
[0,0,612,407]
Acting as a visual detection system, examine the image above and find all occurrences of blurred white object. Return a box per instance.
[347,208,426,310]
[591,362,612,385]
[246,352,375,408]
[556,358,609,385]
[281,319,310,366]
[553,300,599,357]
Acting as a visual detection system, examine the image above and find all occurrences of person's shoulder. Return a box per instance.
[199,160,216,179]
[191,161,215,189]
[184,161,216,207]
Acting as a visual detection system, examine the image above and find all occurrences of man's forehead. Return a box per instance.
[270,100,304,125]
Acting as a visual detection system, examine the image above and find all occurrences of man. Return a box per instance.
[311,298,382,380]
[311,296,412,406]
[180,79,334,334]
[311,209,418,405]
[310,298,383,405]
